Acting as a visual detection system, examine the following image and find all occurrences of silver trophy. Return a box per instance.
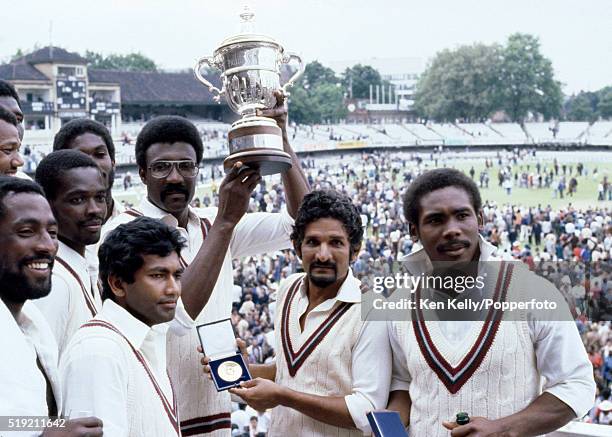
[194,6,304,175]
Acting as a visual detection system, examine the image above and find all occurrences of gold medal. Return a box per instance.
[217,361,243,382]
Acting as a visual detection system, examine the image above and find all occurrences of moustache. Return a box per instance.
[161,184,189,200]
[79,217,104,227]
[310,262,337,272]
[437,240,471,252]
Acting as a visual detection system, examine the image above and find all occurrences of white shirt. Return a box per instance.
[0,299,61,436]
[245,406,271,433]
[231,409,250,433]
[35,241,101,356]
[390,236,596,418]
[232,284,243,304]
[282,270,392,434]
[60,299,194,436]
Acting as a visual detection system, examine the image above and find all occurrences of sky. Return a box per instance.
[2,0,610,94]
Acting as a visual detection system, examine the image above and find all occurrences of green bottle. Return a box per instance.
[456,412,470,425]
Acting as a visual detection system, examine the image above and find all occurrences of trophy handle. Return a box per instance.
[280,52,304,95]
[194,56,224,101]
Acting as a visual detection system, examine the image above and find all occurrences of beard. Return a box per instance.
[308,262,338,288]
[0,265,52,304]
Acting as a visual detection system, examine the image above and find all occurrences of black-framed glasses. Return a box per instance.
[148,160,199,179]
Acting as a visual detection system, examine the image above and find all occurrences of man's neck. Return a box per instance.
[59,236,86,258]
[173,209,190,229]
[1,296,24,321]
[115,299,155,327]
[147,197,190,228]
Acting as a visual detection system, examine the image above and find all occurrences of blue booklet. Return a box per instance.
[367,411,408,437]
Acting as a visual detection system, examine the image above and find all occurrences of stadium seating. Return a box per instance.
[19,120,612,169]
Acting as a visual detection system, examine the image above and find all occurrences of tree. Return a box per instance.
[11,49,25,62]
[288,61,346,124]
[413,43,502,122]
[597,86,612,119]
[564,91,598,121]
[299,61,339,89]
[312,83,347,122]
[84,51,157,72]
[497,33,562,123]
[288,86,318,125]
[342,64,386,99]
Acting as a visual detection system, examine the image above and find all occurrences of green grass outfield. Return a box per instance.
[113,151,612,211]
[450,159,611,210]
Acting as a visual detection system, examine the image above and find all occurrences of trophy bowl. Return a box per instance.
[194,9,304,175]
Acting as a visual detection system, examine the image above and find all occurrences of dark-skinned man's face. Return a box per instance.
[0,192,58,304]
[410,186,483,264]
[139,142,197,215]
[68,132,115,190]
[0,96,24,140]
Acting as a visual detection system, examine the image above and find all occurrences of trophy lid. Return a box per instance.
[216,5,284,52]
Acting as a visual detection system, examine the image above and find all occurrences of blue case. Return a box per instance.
[207,353,252,391]
[366,411,408,437]
[196,319,252,392]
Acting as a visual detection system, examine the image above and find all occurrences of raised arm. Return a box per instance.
[180,163,260,319]
[258,91,310,218]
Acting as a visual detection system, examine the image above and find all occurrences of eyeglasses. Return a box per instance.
[148,160,199,179]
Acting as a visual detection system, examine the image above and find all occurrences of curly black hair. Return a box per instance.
[402,168,482,228]
[135,116,203,170]
[0,80,21,109]
[0,176,45,221]
[290,190,363,256]
[35,150,101,201]
[0,106,18,127]
[52,118,115,162]
[98,216,186,301]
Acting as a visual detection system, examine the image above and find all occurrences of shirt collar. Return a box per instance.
[57,241,89,276]
[100,299,162,350]
[401,235,500,275]
[139,197,199,229]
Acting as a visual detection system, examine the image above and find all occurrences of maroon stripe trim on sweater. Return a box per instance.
[180,413,232,435]
[412,262,513,394]
[281,276,355,377]
[56,256,97,317]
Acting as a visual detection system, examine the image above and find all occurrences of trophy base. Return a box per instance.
[223,150,292,176]
[226,116,292,176]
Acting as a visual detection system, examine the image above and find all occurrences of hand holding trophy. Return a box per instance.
[194,5,304,175]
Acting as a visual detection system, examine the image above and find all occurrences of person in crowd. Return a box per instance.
[34,150,107,355]
[0,176,103,436]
